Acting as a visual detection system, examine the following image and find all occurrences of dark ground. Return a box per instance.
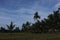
[0,33,60,40]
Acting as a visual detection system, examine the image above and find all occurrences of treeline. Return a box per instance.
[0,8,60,33]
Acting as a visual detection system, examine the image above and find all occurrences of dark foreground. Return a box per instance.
[0,33,60,40]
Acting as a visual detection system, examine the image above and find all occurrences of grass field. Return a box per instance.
[0,33,60,40]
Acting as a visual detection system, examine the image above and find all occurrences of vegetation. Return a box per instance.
[0,8,60,40]
[0,8,60,33]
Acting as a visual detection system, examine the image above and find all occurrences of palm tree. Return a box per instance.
[0,27,6,32]
[7,21,15,32]
[31,20,41,33]
[34,12,40,21]
[46,8,60,33]
[22,23,26,32]
[14,27,20,32]
[22,21,31,32]
[41,19,48,33]
[30,12,41,33]
[53,8,60,32]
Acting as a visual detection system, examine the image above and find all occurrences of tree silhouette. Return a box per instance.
[41,19,48,33]
[7,22,15,32]
[14,27,20,32]
[34,12,40,21]
[31,20,41,33]
[22,21,31,32]
[0,8,60,33]
[0,27,6,32]
[45,8,60,33]
[30,12,42,33]
[53,8,60,32]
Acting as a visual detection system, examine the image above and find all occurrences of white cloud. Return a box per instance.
[0,0,59,28]
[51,3,60,12]
[54,3,60,10]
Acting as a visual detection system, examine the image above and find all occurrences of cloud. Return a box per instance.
[54,3,60,10]
[0,8,34,29]
[0,0,60,29]
[0,0,51,26]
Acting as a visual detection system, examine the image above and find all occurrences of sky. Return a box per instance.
[0,0,60,29]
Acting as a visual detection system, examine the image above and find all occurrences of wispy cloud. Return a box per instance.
[54,3,60,10]
[0,0,60,28]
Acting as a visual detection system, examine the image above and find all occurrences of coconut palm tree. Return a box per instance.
[7,21,15,32]
[34,12,40,21]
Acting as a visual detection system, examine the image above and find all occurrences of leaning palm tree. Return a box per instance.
[7,21,15,32]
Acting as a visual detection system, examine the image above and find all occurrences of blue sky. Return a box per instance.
[0,0,60,29]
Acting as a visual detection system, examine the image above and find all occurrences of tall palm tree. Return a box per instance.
[31,12,41,33]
